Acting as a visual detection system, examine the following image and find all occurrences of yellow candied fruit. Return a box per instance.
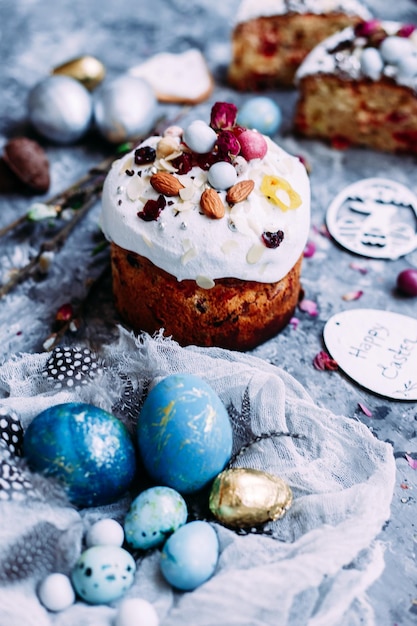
[260,175,302,211]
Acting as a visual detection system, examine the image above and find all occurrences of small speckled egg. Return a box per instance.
[86,518,125,547]
[93,75,157,143]
[160,521,219,591]
[237,97,282,136]
[28,75,93,144]
[23,402,137,507]
[207,161,237,190]
[182,120,217,153]
[137,374,232,494]
[71,545,136,604]
[38,572,76,612]
[115,597,159,626]
[360,47,383,80]
[124,486,188,550]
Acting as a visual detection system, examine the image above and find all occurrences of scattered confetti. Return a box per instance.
[289,317,299,330]
[342,290,363,301]
[298,299,318,317]
[313,351,338,371]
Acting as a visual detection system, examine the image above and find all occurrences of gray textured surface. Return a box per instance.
[0,0,417,624]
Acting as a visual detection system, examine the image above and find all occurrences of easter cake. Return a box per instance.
[228,0,371,89]
[294,20,417,153]
[101,102,310,351]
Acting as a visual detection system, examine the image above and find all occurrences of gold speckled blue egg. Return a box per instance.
[23,402,137,507]
[137,374,233,494]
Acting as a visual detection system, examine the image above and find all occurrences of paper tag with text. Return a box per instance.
[323,309,417,400]
[326,178,417,259]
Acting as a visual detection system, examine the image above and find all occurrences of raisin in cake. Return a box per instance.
[228,0,372,89]
[101,102,310,351]
[294,20,417,153]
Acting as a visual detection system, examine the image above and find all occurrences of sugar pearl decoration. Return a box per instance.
[93,75,157,143]
[86,518,125,547]
[115,598,159,626]
[38,573,76,612]
[182,120,217,153]
[207,161,237,190]
[28,75,93,144]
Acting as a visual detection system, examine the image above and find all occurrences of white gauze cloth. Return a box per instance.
[0,328,395,626]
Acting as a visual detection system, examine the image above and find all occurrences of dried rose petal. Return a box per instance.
[210,102,238,130]
[303,241,316,258]
[313,351,338,371]
[405,454,417,470]
[171,152,194,174]
[216,130,241,158]
[358,402,373,417]
[342,290,363,301]
[298,299,318,316]
[354,19,382,38]
[397,24,416,38]
[55,303,74,322]
[349,262,368,275]
[289,317,299,330]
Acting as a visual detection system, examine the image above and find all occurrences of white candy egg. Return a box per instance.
[115,598,159,626]
[38,572,76,612]
[397,54,417,79]
[379,36,415,64]
[93,75,157,143]
[182,120,217,153]
[85,518,124,547]
[28,75,93,144]
[207,161,237,190]
[360,47,383,80]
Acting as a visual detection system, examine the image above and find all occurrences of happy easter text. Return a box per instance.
[349,323,417,380]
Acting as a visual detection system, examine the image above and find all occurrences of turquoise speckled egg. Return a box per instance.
[124,486,188,550]
[237,97,282,136]
[23,402,137,507]
[160,521,219,591]
[137,374,233,494]
[71,545,136,604]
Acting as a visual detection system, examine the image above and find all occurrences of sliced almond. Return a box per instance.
[226,179,255,204]
[200,188,225,219]
[150,172,185,196]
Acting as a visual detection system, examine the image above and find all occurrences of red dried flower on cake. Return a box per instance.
[354,19,382,39]
[215,130,241,159]
[397,24,416,38]
[170,152,194,175]
[210,102,238,130]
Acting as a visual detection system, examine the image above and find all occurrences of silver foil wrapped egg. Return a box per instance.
[93,75,157,143]
[28,75,93,144]
[209,467,293,528]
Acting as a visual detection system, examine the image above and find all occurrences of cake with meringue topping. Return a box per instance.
[228,0,371,89]
[101,102,310,351]
[294,20,417,153]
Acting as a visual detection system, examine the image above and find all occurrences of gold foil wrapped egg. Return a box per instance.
[209,467,292,528]
[52,56,106,91]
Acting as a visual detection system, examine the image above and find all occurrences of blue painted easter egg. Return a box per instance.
[124,486,188,550]
[71,545,136,604]
[23,402,137,507]
[160,521,219,591]
[137,374,232,494]
[237,97,282,136]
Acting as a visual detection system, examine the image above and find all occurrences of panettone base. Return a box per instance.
[294,74,417,154]
[228,13,365,89]
[110,243,303,352]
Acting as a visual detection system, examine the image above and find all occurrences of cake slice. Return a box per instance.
[294,20,417,153]
[228,0,371,89]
